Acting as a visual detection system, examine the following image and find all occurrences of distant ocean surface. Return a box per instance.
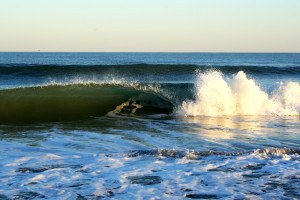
[0,52,299,199]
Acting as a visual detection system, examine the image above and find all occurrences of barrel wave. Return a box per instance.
[0,84,174,123]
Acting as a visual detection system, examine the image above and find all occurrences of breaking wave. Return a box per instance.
[178,71,300,116]
[1,70,300,123]
[0,83,174,123]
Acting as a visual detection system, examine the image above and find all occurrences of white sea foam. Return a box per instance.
[1,148,299,199]
[44,154,62,160]
[0,113,299,199]
[30,174,46,181]
[178,71,300,116]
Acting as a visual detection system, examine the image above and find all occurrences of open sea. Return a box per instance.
[0,52,299,199]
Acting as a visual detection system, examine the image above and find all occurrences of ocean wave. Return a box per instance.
[1,70,300,123]
[0,83,174,123]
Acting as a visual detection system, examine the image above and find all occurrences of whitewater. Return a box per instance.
[179,71,300,116]
[0,52,299,199]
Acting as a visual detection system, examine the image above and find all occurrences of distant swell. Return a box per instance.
[0,64,299,77]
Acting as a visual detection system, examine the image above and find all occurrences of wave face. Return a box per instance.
[0,84,174,123]
[177,71,300,116]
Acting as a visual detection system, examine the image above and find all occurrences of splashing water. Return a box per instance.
[178,71,300,116]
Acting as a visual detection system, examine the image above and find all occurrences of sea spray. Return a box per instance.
[271,82,300,114]
[178,71,300,116]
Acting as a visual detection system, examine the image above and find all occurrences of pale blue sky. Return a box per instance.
[1,0,300,52]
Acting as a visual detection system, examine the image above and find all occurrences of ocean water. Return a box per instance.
[0,52,299,199]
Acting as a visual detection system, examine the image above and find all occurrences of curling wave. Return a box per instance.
[1,71,300,123]
[0,83,174,123]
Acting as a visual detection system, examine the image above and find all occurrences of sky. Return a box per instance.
[0,0,300,52]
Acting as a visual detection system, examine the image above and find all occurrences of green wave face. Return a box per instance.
[0,84,174,123]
